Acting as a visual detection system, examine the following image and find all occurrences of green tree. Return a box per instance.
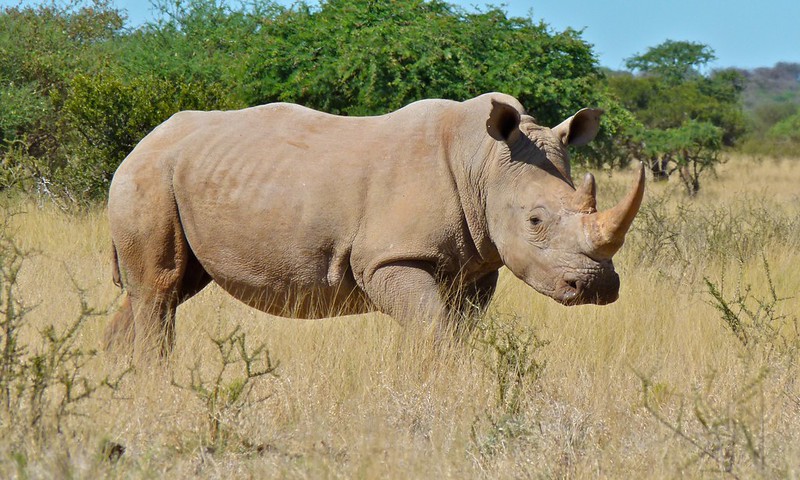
[112,0,272,89]
[625,40,716,84]
[636,120,723,195]
[610,40,745,195]
[243,0,629,167]
[0,0,639,204]
[0,1,125,195]
[244,1,602,120]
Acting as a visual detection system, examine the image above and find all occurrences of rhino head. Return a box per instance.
[484,99,644,305]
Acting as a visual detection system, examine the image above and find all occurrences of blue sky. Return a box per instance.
[3,0,799,70]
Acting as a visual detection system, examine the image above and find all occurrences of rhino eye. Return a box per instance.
[530,216,543,226]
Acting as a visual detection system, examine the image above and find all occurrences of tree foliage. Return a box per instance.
[242,0,604,126]
[0,1,756,205]
[625,40,716,84]
[240,0,625,167]
[636,120,723,195]
[0,1,124,174]
[610,40,745,195]
[0,0,636,205]
[768,112,800,144]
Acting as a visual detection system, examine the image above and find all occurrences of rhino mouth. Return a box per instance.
[555,263,620,306]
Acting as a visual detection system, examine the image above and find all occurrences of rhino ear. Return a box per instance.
[486,99,521,142]
[553,108,603,147]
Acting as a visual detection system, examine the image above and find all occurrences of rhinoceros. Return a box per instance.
[105,92,644,358]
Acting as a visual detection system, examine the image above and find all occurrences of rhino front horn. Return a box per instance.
[582,163,645,259]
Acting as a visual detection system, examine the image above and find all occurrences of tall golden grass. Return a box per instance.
[1,155,798,478]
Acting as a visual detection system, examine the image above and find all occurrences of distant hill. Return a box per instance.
[735,62,800,111]
[732,63,800,155]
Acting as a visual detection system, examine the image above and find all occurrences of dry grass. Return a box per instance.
[1,155,799,478]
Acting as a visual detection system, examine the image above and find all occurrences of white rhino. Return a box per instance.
[105,93,644,358]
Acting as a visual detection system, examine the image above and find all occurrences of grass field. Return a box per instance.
[1,155,798,478]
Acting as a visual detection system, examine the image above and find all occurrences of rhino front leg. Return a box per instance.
[448,270,499,335]
[364,261,451,334]
[459,270,499,317]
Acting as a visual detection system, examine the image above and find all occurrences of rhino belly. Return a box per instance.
[213,270,370,319]
[188,230,369,319]
[176,193,370,319]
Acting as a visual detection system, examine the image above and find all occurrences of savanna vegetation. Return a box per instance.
[1,0,799,477]
[0,157,798,477]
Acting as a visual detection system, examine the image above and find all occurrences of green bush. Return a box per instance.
[739,110,800,157]
[243,0,628,168]
[0,1,126,200]
[768,112,800,144]
[0,82,50,145]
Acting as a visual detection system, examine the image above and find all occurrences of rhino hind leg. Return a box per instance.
[105,252,210,358]
[127,253,211,361]
[108,170,215,361]
[104,294,135,354]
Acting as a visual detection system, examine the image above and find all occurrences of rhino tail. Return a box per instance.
[111,241,123,289]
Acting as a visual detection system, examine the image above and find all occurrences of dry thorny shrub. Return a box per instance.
[628,190,800,284]
[637,255,799,478]
[0,218,129,460]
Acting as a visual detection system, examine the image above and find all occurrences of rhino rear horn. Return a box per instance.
[582,163,645,259]
[571,172,597,213]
